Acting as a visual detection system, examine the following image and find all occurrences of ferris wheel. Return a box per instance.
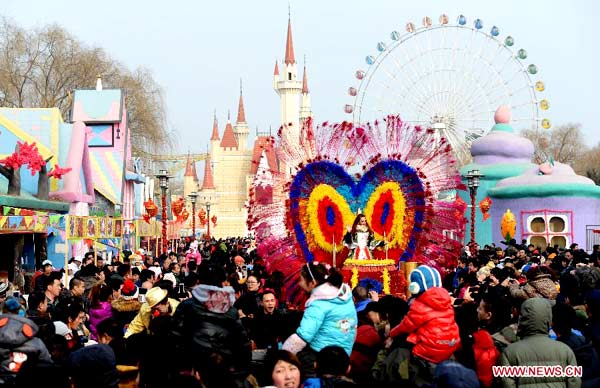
[344,14,550,162]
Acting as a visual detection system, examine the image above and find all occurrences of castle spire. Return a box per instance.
[210,110,220,140]
[273,60,279,75]
[201,154,215,190]
[184,152,196,178]
[302,62,309,94]
[285,17,296,65]
[236,79,246,123]
[220,111,238,149]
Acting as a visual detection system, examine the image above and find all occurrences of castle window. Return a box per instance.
[522,211,572,250]
[288,72,292,81]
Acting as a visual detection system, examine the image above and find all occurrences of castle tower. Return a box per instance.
[300,62,312,125]
[220,112,239,151]
[201,153,215,191]
[183,153,199,199]
[234,80,249,151]
[274,17,302,149]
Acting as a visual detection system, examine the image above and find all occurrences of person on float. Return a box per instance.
[343,213,384,260]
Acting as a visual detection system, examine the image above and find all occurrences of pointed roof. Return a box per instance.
[236,82,246,123]
[201,155,215,190]
[285,18,296,65]
[210,111,220,141]
[184,154,198,181]
[191,159,199,182]
[274,60,279,75]
[302,65,309,94]
[220,114,239,149]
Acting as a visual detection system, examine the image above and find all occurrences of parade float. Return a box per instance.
[248,117,466,299]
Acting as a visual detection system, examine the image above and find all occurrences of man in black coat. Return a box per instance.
[247,289,291,350]
[171,262,251,386]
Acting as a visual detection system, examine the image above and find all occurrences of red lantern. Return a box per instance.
[143,198,158,223]
[479,196,492,221]
[198,208,207,226]
[211,215,217,227]
[178,208,189,223]
[172,197,184,217]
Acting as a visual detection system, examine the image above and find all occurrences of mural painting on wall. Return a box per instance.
[122,222,135,251]
[99,218,107,238]
[68,217,75,238]
[86,218,97,238]
[76,217,84,238]
[114,219,123,238]
[107,218,114,237]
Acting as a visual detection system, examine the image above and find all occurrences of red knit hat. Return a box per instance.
[121,279,139,300]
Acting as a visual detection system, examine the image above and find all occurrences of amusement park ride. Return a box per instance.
[344,13,550,165]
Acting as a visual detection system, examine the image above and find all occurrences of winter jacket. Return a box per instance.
[292,283,357,355]
[248,308,289,350]
[89,301,113,340]
[303,375,357,387]
[472,329,500,387]
[111,299,142,331]
[170,284,251,376]
[233,290,261,317]
[499,298,580,387]
[123,298,179,338]
[0,315,53,385]
[557,332,600,383]
[350,324,382,378]
[490,323,518,354]
[509,274,558,301]
[389,287,460,364]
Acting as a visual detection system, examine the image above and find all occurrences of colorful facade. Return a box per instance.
[0,79,151,272]
[461,106,600,250]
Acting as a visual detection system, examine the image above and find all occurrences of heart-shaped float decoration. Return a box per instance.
[289,159,430,264]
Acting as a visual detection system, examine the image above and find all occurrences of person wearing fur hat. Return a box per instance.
[170,262,251,385]
[508,265,558,301]
[0,314,53,385]
[111,279,142,332]
[123,286,179,338]
[387,265,461,383]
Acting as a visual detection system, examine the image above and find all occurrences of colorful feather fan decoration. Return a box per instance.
[248,116,466,297]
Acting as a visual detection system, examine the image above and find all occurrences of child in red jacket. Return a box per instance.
[388,265,461,382]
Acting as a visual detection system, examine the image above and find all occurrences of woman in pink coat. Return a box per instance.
[88,282,114,340]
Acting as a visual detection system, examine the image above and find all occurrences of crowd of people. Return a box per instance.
[0,237,600,387]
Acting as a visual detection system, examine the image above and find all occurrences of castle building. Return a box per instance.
[183,16,310,238]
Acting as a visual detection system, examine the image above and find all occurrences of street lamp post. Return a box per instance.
[188,192,198,239]
[156,169,170,254]
[204,199,211,241]
[203,196,212,241]
[466,169,484,250]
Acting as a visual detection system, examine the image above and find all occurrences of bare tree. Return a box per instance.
[573,144,600,185]
[521,123,588,165]
[0,17,174,159]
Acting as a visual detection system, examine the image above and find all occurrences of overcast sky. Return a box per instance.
[4,0,598,153]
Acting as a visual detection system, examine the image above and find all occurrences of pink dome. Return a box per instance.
[494,105,511,124]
